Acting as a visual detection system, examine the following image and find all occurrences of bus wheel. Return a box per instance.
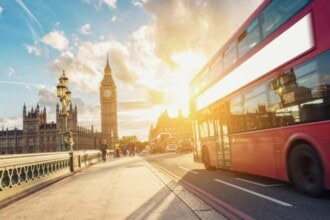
[289,144,324,197]
[203,148,213,170]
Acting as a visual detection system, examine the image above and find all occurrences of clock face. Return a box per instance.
[103,89,111,98]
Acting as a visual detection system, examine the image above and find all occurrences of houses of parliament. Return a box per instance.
[0,57,118,154]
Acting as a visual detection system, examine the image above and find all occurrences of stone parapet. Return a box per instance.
[0,150,110,206]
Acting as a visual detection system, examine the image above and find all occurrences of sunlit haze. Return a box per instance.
[0,0,262,140]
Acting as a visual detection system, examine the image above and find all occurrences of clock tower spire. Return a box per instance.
[104,53,111,74]
[100,54,118,148]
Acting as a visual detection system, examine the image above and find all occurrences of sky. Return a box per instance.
[0,0,262,140]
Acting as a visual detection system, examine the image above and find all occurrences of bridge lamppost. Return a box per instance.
[56,70,73,152]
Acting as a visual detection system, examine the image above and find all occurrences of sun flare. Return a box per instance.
[162,51,207,116]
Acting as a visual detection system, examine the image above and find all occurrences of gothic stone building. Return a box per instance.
[0,103,100,155]
[149,110,192,144]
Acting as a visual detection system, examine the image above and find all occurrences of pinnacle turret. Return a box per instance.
[104,53,111,75]
[23,103,27,116]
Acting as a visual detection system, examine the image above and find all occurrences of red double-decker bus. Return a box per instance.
[189,0,330,196]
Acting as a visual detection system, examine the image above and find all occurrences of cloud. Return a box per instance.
[0,80,50,89]
[79,23,91,35]
[132,0,144,8]
[26,41,42,56]
[0,116,23,130]
[26,21,40,41]
[37,87,59,121]
[83,0,117,9]
[108,44,138,84]
[117,107,163,140]
[6,67,15,77]
[42,30,69,51]
[119,118,153,131]
[147,89,166,105]
[38,87,58,109]
[118,100,153,111]
[102,0,117,9]
[140,0,262,66]
[71,34,80,47]
[48,39,139,93]
[16,0,43,41]
[111,16,117,22]
[0,6,3,14]
[16,0,42,28]
[67,98,102,130]
[48,50,98,93]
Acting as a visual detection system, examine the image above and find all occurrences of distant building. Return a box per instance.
[120,136,138,146]
[149,110,192,144]
[0,103,100,154]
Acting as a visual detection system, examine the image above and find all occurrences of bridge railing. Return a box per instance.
[0,150,112,205]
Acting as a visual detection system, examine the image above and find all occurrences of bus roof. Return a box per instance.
[190,0,268,85]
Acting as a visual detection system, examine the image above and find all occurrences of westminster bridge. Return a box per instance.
[1,151,330,220]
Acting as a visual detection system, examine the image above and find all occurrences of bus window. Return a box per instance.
[199,120,209,138]
[230,95,245,133]
[268,51,330,125]
[210,57,224,81]
[238,18,261,58]
[295,51,330,122]
[208,119,215,137]
[224,42,237,70]
[200,69,210,90]
[274,105,300,126]
[260,0,311,39]
[229,51,330,132]
[244,91,269,131]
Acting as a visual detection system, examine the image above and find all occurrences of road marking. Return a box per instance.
[214,179,292,207]
[236,178,284,187]
[178,165,199,175]
[163,161,173,165]
[153,165,254,220]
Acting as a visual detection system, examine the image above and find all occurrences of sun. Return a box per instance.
[165,51,207,116]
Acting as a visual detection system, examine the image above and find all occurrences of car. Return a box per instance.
[165,144,177,152]
[139,147,150,156]
[150,145,164,154]
[177,139,193,154]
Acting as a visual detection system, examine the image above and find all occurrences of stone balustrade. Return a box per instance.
[0,150,112,205]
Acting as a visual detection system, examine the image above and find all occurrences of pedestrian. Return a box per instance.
[115,142,120,158]
[100,139,107,162]
[122,145,127,157]
[128,142,133,157]
[131,142,136,156]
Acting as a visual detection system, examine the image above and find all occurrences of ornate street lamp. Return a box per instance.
[56,70,74,152]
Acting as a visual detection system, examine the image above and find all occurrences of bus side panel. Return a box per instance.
[230,122,330,188]
[313,0,330,53]
[209,141,218,167]
[230,131,277,179]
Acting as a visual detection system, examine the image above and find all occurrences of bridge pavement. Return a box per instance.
[0,155,223,220]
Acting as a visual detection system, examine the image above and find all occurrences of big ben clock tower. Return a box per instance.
[100,55,118,148]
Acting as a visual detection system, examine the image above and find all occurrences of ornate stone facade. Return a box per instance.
[149,110,192,143]
[0,104,100,154]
